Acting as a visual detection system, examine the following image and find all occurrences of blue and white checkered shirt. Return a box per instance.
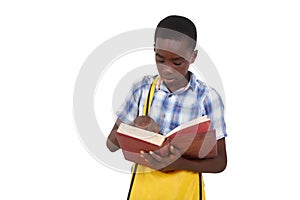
[117,71,227,140]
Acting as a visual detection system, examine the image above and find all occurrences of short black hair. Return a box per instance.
[154,15,197,49]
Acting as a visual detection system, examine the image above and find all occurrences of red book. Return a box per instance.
[115,116,218,167]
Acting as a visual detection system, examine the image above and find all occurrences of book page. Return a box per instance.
[165,115,209,137]
[118,123,165,146]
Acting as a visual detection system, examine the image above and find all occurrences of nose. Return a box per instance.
[163,64,173,72]
[159,64,175,75]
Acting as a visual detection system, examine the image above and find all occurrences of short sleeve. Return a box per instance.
[203,88,227,140]
[116,76,153,124]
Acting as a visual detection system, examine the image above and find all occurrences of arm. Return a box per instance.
[172,138,227,173]
[106,118,123,152]
[142,138,227,173]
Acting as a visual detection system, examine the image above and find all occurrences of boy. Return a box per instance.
[107,15,227,199]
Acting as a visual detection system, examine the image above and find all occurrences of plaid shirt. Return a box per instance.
[117,72,227,140]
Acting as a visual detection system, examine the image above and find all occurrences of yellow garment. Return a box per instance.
[128,76,205,200]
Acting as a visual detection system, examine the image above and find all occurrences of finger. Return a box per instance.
[140,150,145,157]
[149,151,163,162]
[140,150,152,161]
[169,145,181,155]
[142,152,160,166]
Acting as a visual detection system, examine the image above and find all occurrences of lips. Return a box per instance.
[162,76,174,80]
[162,77,176,84]
[161,74,175,80]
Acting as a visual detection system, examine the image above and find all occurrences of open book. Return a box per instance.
[115,115,218,166]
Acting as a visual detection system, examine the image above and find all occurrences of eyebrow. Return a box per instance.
[155,53,185,61]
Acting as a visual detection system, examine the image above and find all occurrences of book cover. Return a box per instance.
[115,116,218,166]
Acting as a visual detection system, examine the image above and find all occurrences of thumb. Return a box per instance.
[170,145,180,155]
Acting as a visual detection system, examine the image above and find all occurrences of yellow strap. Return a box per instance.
[142,76,159,116]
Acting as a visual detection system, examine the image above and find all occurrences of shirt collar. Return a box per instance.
[156,71,197,93]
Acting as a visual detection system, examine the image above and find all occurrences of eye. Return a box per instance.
[156,59,165,63]
[173,62,183,66]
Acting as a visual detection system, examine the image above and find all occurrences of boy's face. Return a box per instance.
[154,38,197,91]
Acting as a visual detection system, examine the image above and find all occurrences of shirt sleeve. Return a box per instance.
[116,81,142,124]
[116,76,152,124]
[203,88,227,140]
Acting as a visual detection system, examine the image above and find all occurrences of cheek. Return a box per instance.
[175,65,189,75]
[156,64,163,73]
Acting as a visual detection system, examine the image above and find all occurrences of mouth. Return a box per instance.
[162,77,175,83]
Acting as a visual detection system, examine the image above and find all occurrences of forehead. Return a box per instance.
[155,38,192,60]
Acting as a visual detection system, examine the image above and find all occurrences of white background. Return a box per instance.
[1,0,300,199]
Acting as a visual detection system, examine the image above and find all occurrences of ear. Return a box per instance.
[190,50,198,64]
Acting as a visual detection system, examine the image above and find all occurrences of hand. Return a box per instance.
[140,145,182,172]
[132,116,160,133]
